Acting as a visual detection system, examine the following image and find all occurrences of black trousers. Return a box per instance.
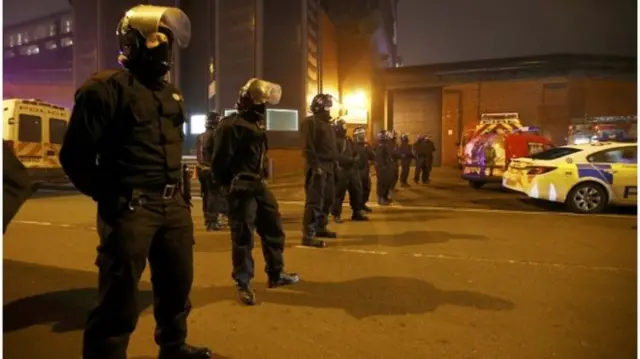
[375,165,393,200]
[227,186,285,286]
[331,169,363,217]
[414,157,433,183]
[392,161,400,188]
[83,191,194,359]
[400,159,412,184]
[302,169,335,237]
[360,169,371,205]
[197,168,219,223]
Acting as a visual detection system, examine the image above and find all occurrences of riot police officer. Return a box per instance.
[300,93,339,248]
[398,133,414,187]
[390,131,401,191]
[211,78,299,306]
[414,134,436,184]
[352,127,375,212]
[375,130,394,205]
[331,119,369,223]
[196,112,224,231]
[59,5,212,359]
[3,141,33,233]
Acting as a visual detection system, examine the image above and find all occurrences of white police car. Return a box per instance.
[502,142,637,214]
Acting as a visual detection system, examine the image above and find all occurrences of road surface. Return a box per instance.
[3,173,637,359]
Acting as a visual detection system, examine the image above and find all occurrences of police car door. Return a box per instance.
[587,145,637,205]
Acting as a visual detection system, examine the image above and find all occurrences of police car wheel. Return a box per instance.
[566,182,607,214]
[469,181,485,190]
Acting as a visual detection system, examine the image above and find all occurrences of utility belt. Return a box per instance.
[229,172,265,195]
[127,182,183,200]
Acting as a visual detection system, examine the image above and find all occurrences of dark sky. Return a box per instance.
[397,0,637,66]
[3,0,70,27]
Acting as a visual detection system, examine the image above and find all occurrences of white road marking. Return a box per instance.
[11,220,633,273]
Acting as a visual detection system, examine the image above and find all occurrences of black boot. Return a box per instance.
[302,236,327,248]
[362,204,373,212]
[333,215,344,224]
[268,272,300,288]
[158,344,212,359]
[236,284,256,306]
[351,211,369,221]
[316,228,337,238]
[378,197,391,206]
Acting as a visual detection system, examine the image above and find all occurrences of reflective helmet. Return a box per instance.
[400,133,409,142]
[205,111,220,129]
[416,134,426,141]
[376,130,389,142]
[116,5,191,78]
[333,118,347,136]
[353,126,366,142]
[310,94,334,115]
[236,78,282,116]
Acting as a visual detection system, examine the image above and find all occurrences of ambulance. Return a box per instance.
[3,99,71,182]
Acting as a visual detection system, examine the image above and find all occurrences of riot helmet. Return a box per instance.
[205,111,220,130]
[333,118,347,137]
[117,5,191,79]
[376,130,390,142]
[400,133,409,142]
[416,134,426,141]
[353,126,366,143]
[236,78,282,120]
[310,94,334,115]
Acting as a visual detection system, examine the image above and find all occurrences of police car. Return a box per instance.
[502,142,637,214]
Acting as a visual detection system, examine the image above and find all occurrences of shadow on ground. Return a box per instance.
[335,230,487,247]
[3,259,513,358]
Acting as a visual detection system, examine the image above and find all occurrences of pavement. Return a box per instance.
[3,167,637,359]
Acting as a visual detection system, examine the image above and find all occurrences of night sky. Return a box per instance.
[3,0,637,66]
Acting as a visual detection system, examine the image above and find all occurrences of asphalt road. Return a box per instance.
[3,171,637,359]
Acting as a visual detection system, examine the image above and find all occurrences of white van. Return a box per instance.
[3,99,71,182]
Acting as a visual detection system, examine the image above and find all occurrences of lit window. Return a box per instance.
[22,31,30,44]
[48,23,57,37]
[4,50,15,59]
[45,40,57,50]
[34,25,48,40]
[19,45,40,56]
[61,37,73,47]
[16,33,22,46]
[9,34,16,47]
[266,109,298,131]
[190,114,206,135]
[61,17,73,33]
[224,109,237,117]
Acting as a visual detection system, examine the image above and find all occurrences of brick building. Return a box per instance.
[377,54,637,167]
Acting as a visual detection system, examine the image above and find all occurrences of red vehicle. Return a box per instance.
[461,131,554,189]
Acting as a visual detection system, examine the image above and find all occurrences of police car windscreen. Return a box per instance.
[49,118,67,144]
[528,147,582,160]
[18,114,42,143]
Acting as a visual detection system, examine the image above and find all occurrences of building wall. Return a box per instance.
[319,11,339,100]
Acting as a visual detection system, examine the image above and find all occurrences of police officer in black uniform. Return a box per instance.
[398,133,414,187]
[330,119,369,223]
[211,78,299,306]
[413,134,436,184]
[390,131,401,191]
[59,5,211,359]
[196,112,224,231]
[352,126,375,212]
[300,93,338,248]
[3,141,33,233]
[375,130,394,205]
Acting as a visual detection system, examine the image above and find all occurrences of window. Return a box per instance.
[190,114,206,135]
[4,50,15,59]
[528,142,552,156]
[528,147,582,160]
[61,16,73,33]
[45,40,57,50]
[18,114,42,142]
[21,31,30,44]
[61,37,73,47]
[33,24,49,40]
[224,109,237,117]
[16,33,22,46]
[19,45,40,56]
[266,109,298,131]
[49,23,57,37]
[588,146,637,164]
[49,119,68,144]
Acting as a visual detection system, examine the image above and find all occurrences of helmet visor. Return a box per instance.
[243,78,283,105]
[122,5,191,48]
